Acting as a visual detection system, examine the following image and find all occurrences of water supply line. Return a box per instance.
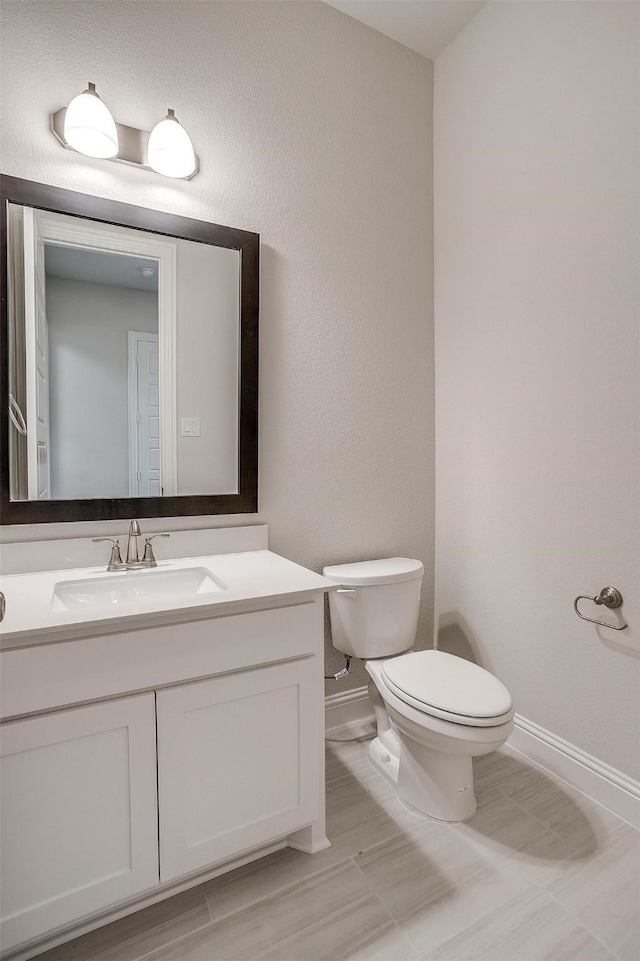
[325,655,351,681]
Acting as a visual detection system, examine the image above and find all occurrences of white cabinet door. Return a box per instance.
[157,659,320,882]
[0,694,159,953]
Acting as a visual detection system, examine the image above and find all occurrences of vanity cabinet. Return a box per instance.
[0,586,329,960]
[0,694,159,952]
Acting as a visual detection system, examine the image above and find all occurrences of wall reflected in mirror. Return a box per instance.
[7,204,240,501]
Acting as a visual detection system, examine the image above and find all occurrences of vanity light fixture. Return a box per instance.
[63,83,118,159]
[51,90,200,180]
[147,109,197,179]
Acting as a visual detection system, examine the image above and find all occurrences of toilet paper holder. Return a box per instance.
[573,587,628,630]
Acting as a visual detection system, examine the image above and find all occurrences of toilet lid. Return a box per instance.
[322,558,424,586]
[381,650,513,719]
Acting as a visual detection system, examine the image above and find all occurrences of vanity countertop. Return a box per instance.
[0,550,336,650]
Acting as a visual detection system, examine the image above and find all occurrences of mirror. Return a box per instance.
[0,176,258,524]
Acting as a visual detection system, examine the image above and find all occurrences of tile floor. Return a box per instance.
[35,720,639,961]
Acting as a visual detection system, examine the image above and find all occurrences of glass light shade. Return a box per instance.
[63,84,118,159]
[147,110,196,179]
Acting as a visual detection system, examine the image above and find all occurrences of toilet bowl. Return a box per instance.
[323,558,514,822]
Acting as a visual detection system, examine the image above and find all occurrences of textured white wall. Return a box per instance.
[0,1,434,688]
[434,1,640,776]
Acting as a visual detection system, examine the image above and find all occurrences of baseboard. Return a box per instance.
[510,714,640,829]
[325,685,372,731]
[323,692,640,829]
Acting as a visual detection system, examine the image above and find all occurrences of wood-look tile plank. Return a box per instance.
[204,844,351,920]
[31,886,212,961]
[324,773,436,860]
[354,820,502,922]
[547,821,640,961]
[325,738,378,785]
[504,769,623,852]
[473,747,547,799]
[422,883,616,961]
[452,786,560,859]
[260,894,417,961]
[142,861,376,961]
[398,826,579,957]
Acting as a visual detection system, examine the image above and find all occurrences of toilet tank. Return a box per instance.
[322,558,424,659]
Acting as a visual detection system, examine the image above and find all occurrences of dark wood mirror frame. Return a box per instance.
[0,175,258,525]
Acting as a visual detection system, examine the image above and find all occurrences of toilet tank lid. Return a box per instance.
[322,557,424,586]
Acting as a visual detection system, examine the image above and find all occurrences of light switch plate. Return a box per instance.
[181,417,201,436]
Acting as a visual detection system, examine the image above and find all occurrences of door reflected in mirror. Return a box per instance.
[7,204,240,501]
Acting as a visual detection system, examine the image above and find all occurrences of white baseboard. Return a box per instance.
[325,685,372,731]
[324,690,640,829]
[509,714,640,829]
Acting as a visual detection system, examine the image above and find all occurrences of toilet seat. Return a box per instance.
[365,656,515,821]
[380,650,514,728]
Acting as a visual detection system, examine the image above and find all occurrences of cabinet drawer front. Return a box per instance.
[0,694,158,954]
[157,659,320,882]
[1,599,323,719]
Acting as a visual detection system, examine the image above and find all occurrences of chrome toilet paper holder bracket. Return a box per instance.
[574,587,628,630]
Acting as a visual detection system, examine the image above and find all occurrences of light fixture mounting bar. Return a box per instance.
[50,107,200,180]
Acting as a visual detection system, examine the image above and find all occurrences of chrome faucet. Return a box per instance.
[125,519,143,567]
[93,523,170,572]
[92,537,125,571]
[141,533,170,567]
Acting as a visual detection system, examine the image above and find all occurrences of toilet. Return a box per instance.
[322,558,514,822]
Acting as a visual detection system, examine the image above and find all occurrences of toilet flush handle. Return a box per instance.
[336,588,358,598]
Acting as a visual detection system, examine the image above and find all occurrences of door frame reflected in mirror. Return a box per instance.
[0,175,259,525]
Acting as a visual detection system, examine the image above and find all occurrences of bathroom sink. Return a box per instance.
[52,566,227,611]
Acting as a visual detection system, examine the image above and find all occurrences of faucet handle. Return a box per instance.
[142,533,170,568]
[92,537,124,571]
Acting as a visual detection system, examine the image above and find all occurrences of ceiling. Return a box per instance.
[325,1,485,60]
[45,245,159,292]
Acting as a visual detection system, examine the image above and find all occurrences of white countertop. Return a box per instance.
[0,550,336,650]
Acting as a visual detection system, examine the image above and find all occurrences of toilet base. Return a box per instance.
[369,733,477,821]
[367,675,478,821]
[399,735,477,821]
[368,733,400,787]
